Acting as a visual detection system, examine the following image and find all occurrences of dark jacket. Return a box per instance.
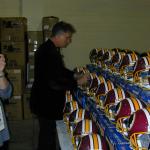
[30,39,77,120]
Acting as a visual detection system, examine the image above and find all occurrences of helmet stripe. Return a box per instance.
[75,109,79,120]
[97,134,102,149]
[73,101,78,111]
[130,97,140,111]
[93,134,99,149]
[96,75,100,85]
[114,89,119,101]
[89,135,94,149]
[107,81,113,91]
[78,109,82,119]
[89,73,93,88]
[82,120,85,134]
[117,88,125,100]
[82,110,85,120]
[117,88,122,100]
[70,102,73,112]
[131,53,137,61]
[85,120,89,133]
[143,57,148,66]
[127,98,135,113]
[128,54,132,63]
[90,120,92,133]
[104,81,108,92]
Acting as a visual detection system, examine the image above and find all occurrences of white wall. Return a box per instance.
[1,0,150,69]
[0,0,21,16]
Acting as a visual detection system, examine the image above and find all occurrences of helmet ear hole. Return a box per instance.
[115,103,120,115]
[128,114,134,129]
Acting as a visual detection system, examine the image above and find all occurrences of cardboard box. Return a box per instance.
[0,17,27,42]
[4,52,26,68]
[1,41,26,53]
[5,95,23,120]
[6,68,23,95]
[1,42,27,68]
[42,16,59,31]
[23,90,33,119]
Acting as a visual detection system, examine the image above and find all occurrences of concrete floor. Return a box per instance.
[7,119,73,150]
[8,118,39,150]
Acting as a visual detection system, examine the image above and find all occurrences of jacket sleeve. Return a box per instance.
[48,68,77,91]
[34,42,77,91]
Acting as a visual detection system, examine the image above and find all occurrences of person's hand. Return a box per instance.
[77,73,90,86]
[74,71,84,80]
[0,54,6,74]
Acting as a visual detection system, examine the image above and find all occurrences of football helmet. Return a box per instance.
[102,49,116,69]
[127,106,150,150]
[88,74,105,96]
[96,80,115,108]
[69,109,90,123]
[78,133,109,150]
[73,119,99,147]
[68,109,91,134]
[119,52,138,80]
[74,66,89,75]
[110,51,126,73]
[63,100,80,123]
[65,90,73,103]
[102,50,114,62]
[133,56,150,87]
[89,48,99,63]
[73,119,99,136]
[97,48,106,61]
[115,97,147,135]
[96,80,115,97]
[104,87,129,120]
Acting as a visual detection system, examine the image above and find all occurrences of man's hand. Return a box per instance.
[77,73,90,86]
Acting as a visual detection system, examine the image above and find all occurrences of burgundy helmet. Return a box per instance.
[78,134,109,150]
[73,119,99,137]
[127,107,150,149]
[115,97,147,135]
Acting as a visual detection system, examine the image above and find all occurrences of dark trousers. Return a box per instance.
[0,141,9,150]
[37,117,60,150]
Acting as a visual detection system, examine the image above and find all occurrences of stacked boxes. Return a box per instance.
[0,17,27,42]
[0,17,27,120]
[1,42,26,68]
[42,16,59,41]
[0,17,27,82]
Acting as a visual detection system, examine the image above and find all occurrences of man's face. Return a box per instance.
[56,32,73,48]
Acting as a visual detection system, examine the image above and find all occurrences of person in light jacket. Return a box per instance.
[0,54,12,150]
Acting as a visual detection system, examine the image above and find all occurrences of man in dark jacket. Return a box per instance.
[30,21,88,150]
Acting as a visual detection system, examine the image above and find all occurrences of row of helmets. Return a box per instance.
[63,90,110,150]
[72,66,150,150]
[89,48,150,88]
